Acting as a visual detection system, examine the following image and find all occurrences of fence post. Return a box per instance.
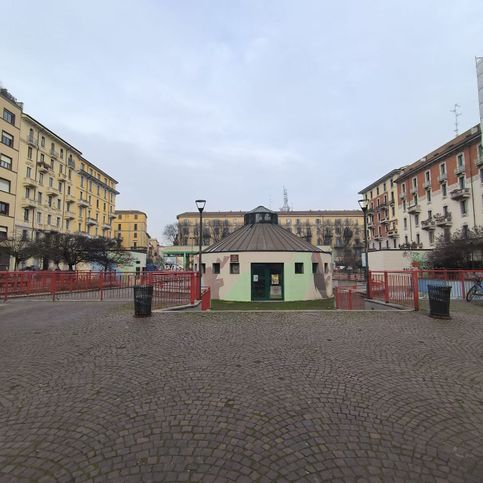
[51,272,56,302]
[3,273,8,302]
[348,289,353,310]
[460,271,465,300]
[367,271,372,299]
[412,270,419,311]
[99,272,104,301]
[334,287,339,309]
[190,272,196,304]
[384,271,389,303]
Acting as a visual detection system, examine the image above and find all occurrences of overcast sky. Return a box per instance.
[2,0,482,241]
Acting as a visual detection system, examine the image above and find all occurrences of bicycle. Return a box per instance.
[466,277,483,301]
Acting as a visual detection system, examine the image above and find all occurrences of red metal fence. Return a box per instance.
[336,269,483,310]
[0,270,209,310]
[334,286,365,309]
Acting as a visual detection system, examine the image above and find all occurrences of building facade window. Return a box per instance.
[459,176,465,189]
[41,136,45,147]
[0,201,8,215]
[0,177,11,193]
[295,262,304,274]
[429,231,434,244]
[0,226,7,240]
[212,263,220,274]
[427,189,431,203]
[460,200,468,216]
[230,262,240,274]
[1,131,13,147]
[3,108,15,125]
[0,153,12,170]
[442,183,447,197]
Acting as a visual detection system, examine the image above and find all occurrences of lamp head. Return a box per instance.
[358,198,369,211]
[195,199,206,212]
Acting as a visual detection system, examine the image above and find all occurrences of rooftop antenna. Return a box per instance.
[450,103,461,137]
[280,186,291,212]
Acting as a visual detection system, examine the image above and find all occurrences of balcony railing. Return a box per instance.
[423,180,431,189]
[387,228,399,237]
[21,198,38,209]
[454,165,466,175]
[450,187,470,200]
[50,149,58,159]
[87,218,98,226]
[399,192,406,200]
[27,135,37,147]
[407,204,421,214]
[22,176,37,187]
[437,172,447,183]
[46,186,59,196]
[410,187,418,194]
[78,199,89,207]
[476,156,483,167]
[102,224,111,230]
[421,218,436,230]
[434,213,452,226]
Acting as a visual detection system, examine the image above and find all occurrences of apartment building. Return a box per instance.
[114,210,148,251]
[0,89,22,269]
[14,114,118,242]
[77,157,118,238]
[176,209,364,264]
[359,169,406,250]
[397,124,483,248]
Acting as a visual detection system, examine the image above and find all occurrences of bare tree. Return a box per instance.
[88,237,133,271]
[163,224,179,245]
[428,226,483,269]
[0,235,35,270]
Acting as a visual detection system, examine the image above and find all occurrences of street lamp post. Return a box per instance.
[358,198,370,296]
[195,199,206,299]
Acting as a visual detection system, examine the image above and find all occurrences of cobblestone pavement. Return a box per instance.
[0,301,482,482]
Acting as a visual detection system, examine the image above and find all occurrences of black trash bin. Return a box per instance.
[134,285,154,317]
[427,285,451,319]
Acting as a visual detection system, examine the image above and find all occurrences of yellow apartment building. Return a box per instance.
[113,210,148,251]
[176,209,364,265]
[0,88,22,269]
[14,114,118,242]
[76,157,118,238]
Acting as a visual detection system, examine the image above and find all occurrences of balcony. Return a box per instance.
[50,148,58,159]
[36,160,51,173]
[399,192,406,200]
[407,203,421,214]
[65,212,76,220]
[67,159,76,169]
[410,187,418,195]
[21,198,37,209]
[380,218,390,224]
[423,180,431,189]
[454,165,466,175]
[46,187,59,196]
[87,217,98,226]
[23,176,37,187]
[434,213,452,227]
[421,218,436,230]
[450,187,470,200]
[27,135,38,147]
[102,223,111,231]
[78,199,89,208]
[109,213,116,219]
[389,198,395,206]
[65,193,75,203]
[387,228,399,238]
[438,172,447,183]
[377,202,387,210]
[476,156,483,167]
[373,233,382,241]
